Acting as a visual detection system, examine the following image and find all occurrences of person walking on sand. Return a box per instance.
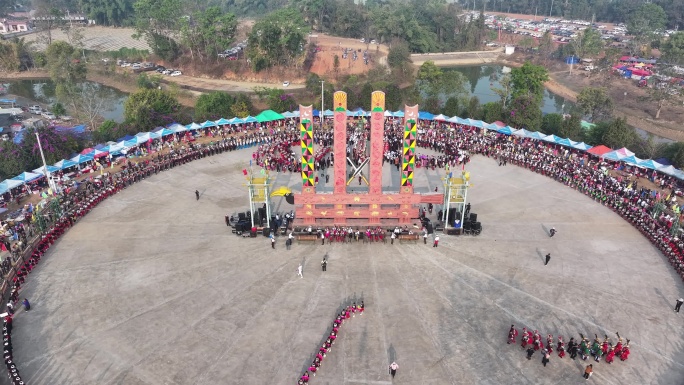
[22,298,30,311]
[321,258,327,272]
[545,253,551,265]
[195,190,200,200]
[389,362,398,378]
[271,235,275,249]
[297,264,303,278]
[583,364,593,380]
[675,297,683,312]
[433,235,439,248]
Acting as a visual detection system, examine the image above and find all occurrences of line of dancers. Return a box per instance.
[508,325,631,364]
[298,302,364,385]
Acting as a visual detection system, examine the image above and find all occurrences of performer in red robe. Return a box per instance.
[507,325,518,344]
[520,328,530,349]
[557,336,566,358]
[620,341,630,361]
[605,348,615,364]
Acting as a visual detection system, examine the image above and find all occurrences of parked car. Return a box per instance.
[131,64,142,70]
[360,38,365,43]
[156,66,166,73]
[370,39,377,44]
[170,71,182,76]
[28,105,42,114]
[41,111,56,120]
[121,61,131,67]
[162,69,172,75]
[283,81,290,87]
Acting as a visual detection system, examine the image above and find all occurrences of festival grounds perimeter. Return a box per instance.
[10,148,684,385]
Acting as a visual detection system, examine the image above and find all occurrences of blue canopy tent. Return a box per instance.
[323,109,334,117]
[418,111,434,120]
[282,111,296,118]
[637,159,663,170]
[466,119,483,128]
[242,116,258,123]
[655,158,672,166]
[621,155,642,165]
[123,139,138,148]
[184,122,200,131]
[542,134,563,143]
[392,110,404,117]
[312,109,320,117]
[11,171,43,183]
[572,142,593,151]
[0,179,23,194]
[555,138,577,147]
[33,165,60,174]
[117,135,135,142]
[54,159,78,169]
[227,117,244,124]
[13,131,24,143]
[497,126,516,135]
[70,154,94,164]
[215,118,231,125]
[201,120,217,128]
[526,131,546,140]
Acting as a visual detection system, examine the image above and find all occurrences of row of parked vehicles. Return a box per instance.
[113,59,182,76]
[218,39,248,59]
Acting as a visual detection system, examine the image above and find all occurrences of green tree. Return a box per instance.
[92,119,119,143]
[124,88,181,129]
[79,0,136,26]
[491,73,512,108]
[254,87,298,112]
[661,32,684,66]
[662,142,684,169]
[305,73,323,95]
[481,102,503,123]
[231,93,254,117]
[559,114,583,141]
[576,87,613,122]
[137,72,162,89]
[464,96,481,119]
[385,84,403,111]
[51,102,66,117]
[45,41,86,84]
[442,96,460,117]
[601,118,638,149]
[518,36,535,51]
[510,62,549,103]
[541,113,564,135]
[537,31,554,63]
[194,91,236,121]
[507,94,542,130]
[628,3,667,55]
[359,82,374,110]
[644,75,681,119]
[387,40,411,69]
[570,27,603,59]
[416,61,466,109]
[247,8,308,71]
[133,0,183,60]
[180,6,237,62]
[634,133,668,160]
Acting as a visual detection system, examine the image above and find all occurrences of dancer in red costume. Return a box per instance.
[557,336,566,358]
[520,328,530,349]
[620,340,630,361]
[605,348,616,364]
[507,325,518,344]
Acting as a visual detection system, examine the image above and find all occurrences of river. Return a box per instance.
[4,79,128,122]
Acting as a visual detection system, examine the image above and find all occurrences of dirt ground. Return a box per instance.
[308,34,389,77]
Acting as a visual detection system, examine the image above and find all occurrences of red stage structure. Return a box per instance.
[293,91,442,227]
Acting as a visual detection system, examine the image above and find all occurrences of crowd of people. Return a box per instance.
[509,325,631,371]
[0,113,682,382]
[299,302,364,384]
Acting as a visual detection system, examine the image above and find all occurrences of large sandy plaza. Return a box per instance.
[9,146,684,385]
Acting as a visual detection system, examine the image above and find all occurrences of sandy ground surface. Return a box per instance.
[411,49,504,67]
[8,146,684,385]
[22,26,150,52]
[308,34,389,77]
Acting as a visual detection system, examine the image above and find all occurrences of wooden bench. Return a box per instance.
[296,234,319,244]
[398,234,420,244]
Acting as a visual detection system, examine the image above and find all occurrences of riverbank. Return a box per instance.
[411,49,503,67]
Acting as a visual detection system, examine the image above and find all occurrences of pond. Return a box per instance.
[4,79,128,123]
[447,65,571,115]
[448,65,672,143]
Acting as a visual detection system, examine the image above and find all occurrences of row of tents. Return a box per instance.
[1,110,682,195]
